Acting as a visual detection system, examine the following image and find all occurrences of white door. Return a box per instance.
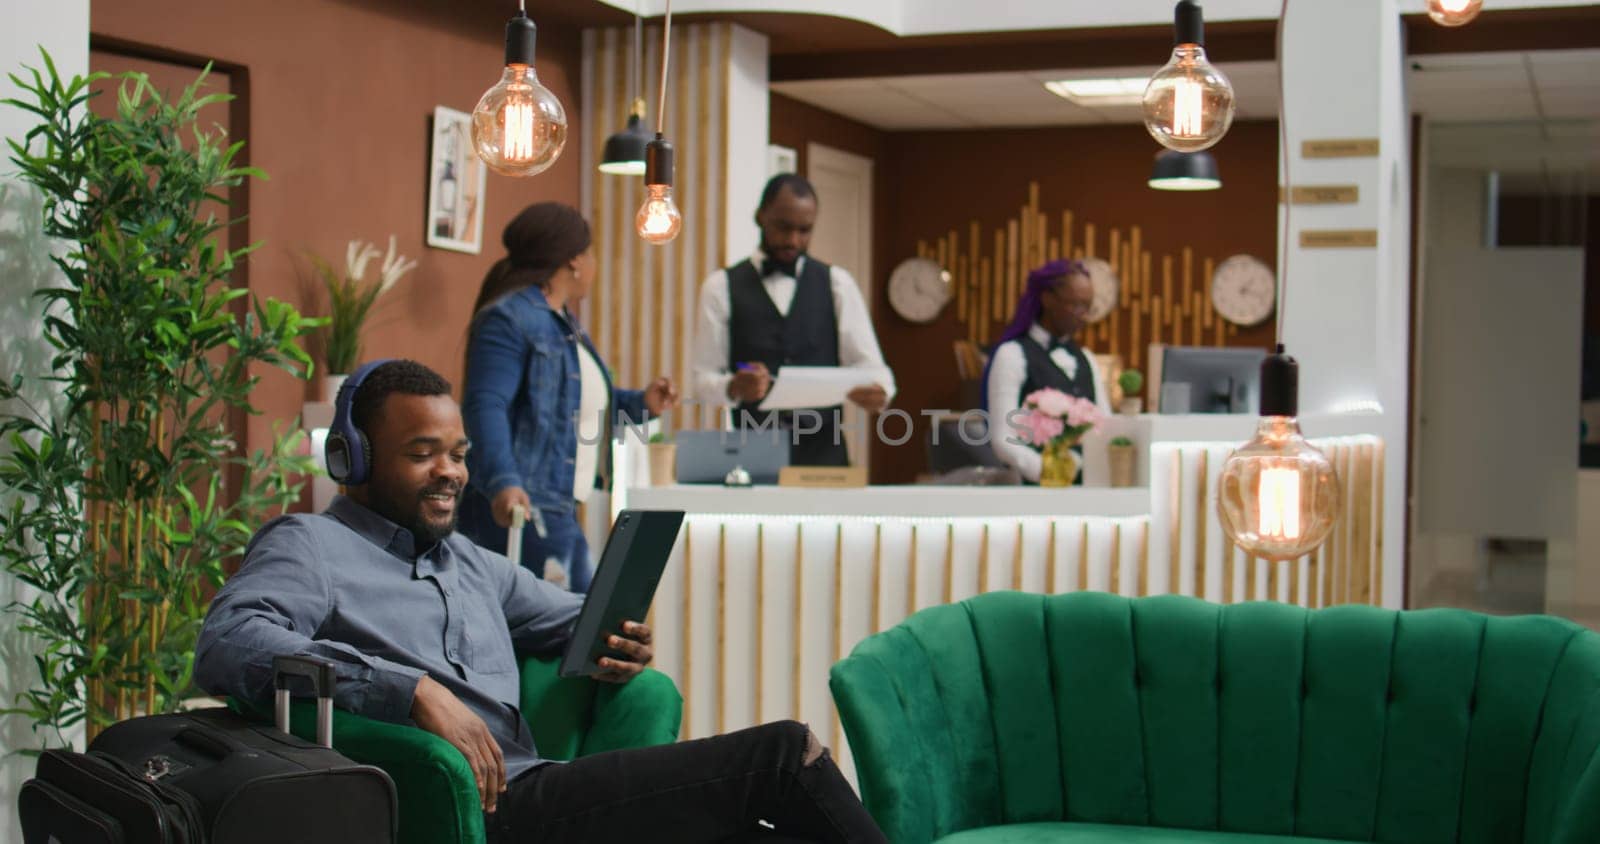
[805,143,875,470]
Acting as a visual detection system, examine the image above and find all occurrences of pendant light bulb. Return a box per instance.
[1143,0,1235,153]
[1216,347,1342,562]
[472,11,567,177]
[1426,0,1484,27]
[637,135,682,245]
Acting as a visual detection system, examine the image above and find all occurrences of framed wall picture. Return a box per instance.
[767,144,797,178]
[427,105,487,254]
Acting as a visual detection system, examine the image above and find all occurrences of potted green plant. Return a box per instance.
[1108,435,1138,488]
[647,431,677,487]
[0,55,318,743]
[1117,369,1145,415]
[307,235,416,402]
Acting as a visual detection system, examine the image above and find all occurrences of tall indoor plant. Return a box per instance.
[0,54,318,744]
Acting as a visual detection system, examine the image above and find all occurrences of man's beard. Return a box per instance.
[371,481,461,548]
[762,238,803,261]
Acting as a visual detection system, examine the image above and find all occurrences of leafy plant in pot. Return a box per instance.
[647,431,677,487]
[1117,369,1145,415]
[307,236,416,403]
[1108,435,1138,488]
[0,55,319,743]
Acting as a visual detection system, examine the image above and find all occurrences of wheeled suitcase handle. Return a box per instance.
[273,655,336,748]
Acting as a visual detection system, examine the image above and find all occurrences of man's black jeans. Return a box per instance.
[485,720,887,843]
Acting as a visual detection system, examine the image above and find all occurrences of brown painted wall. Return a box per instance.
[768,90,893,320]
[872,121,1280,483]
[91,0,587,459]
[768,91,895,309]
[770,98,1281,483]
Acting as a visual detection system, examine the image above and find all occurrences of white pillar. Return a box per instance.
[1279,0,1410,607]
[723,24,769,264]
[1,1,91,835]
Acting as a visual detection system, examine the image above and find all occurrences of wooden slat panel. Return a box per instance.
[1194,450,1209,599]
[1373,441,1386,606]
[1168,448,1183,595]
[1110,522,1122,595]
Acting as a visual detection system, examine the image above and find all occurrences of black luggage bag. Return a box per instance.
[20,656,397,844]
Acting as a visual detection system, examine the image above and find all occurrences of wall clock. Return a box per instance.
[1210,254,1276,326]
[1079,257,1120,323]
[887,257,952,324]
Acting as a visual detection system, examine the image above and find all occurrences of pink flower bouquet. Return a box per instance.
[1016,388,1101,450]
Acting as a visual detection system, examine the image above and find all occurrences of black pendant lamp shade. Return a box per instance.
[1259,344,1298,417]
[1148,149,1222,191]
[600,107,651,175]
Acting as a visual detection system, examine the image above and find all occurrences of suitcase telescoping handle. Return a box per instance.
[273,655,336,748]
[507,506,524,565]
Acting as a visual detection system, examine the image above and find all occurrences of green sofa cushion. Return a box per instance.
[938,822,1353,843]
[832,591,1600,844]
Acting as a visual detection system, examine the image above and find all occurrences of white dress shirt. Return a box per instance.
[572,342,607,503]
[986,323,1112,483]
[691,251,896,405]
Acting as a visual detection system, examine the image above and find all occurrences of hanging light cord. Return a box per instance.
[633,0,643,110]
[656,0,673,133]
[519,0,526,12]
[1274,0,1290,347]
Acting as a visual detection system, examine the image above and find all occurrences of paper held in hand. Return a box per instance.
[757,366,890,411]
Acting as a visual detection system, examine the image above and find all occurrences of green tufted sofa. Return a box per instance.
[830,591,1600,843]
[244,654,681,844]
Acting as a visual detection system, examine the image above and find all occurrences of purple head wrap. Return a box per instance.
[995,259,1087,346]
[980,259,1087,410]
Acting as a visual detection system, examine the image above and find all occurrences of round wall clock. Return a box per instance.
[1079,257,1120,323]
[887,257,952,324]
[1210,254,1276,326]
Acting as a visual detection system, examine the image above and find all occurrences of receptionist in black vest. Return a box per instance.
[691,174,896,467]
[983,259,1113,483]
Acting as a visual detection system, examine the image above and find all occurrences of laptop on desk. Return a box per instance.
[673,429,790,485]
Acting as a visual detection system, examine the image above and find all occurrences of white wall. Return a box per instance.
[1,1,90,837]
[1416,166,1583,539]
[1411,120,1584,619]
[723,24,769,264]
[1278,0,1411,608]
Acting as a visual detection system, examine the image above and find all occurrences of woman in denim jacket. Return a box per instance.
[458,203,678,591]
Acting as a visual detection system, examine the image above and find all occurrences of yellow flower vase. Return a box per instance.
[1039,442,1081,488]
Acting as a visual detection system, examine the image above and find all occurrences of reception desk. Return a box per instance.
[602,412,1391,780]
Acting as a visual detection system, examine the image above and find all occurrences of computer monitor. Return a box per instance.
[673,429,790,484]
[1159,346,1267,413]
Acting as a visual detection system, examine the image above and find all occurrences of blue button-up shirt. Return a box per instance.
[194,495,584,779]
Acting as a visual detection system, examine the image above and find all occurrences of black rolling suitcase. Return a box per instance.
[20,656,397,844]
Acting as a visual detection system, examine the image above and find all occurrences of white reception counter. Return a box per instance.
[598,412,1393,782]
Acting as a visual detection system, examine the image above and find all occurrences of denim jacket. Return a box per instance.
[463,286,647,514]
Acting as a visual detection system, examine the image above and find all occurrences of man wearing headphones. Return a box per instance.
[193,359,885,843]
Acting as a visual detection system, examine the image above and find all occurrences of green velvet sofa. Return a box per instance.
[830,591,1600,843]
[254,654,681,844]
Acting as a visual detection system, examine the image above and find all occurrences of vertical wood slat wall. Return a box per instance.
[581,24,732,431]
[922,181,1259,376]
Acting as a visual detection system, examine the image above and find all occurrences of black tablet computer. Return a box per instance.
[559,509,686,678]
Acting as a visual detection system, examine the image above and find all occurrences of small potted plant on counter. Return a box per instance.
[1108,435,1138,488]
[648,432,677,487]
[1117,369,1145,415]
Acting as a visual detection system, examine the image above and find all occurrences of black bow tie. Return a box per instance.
[1049,339,1080,354]
[760,257,799,279]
